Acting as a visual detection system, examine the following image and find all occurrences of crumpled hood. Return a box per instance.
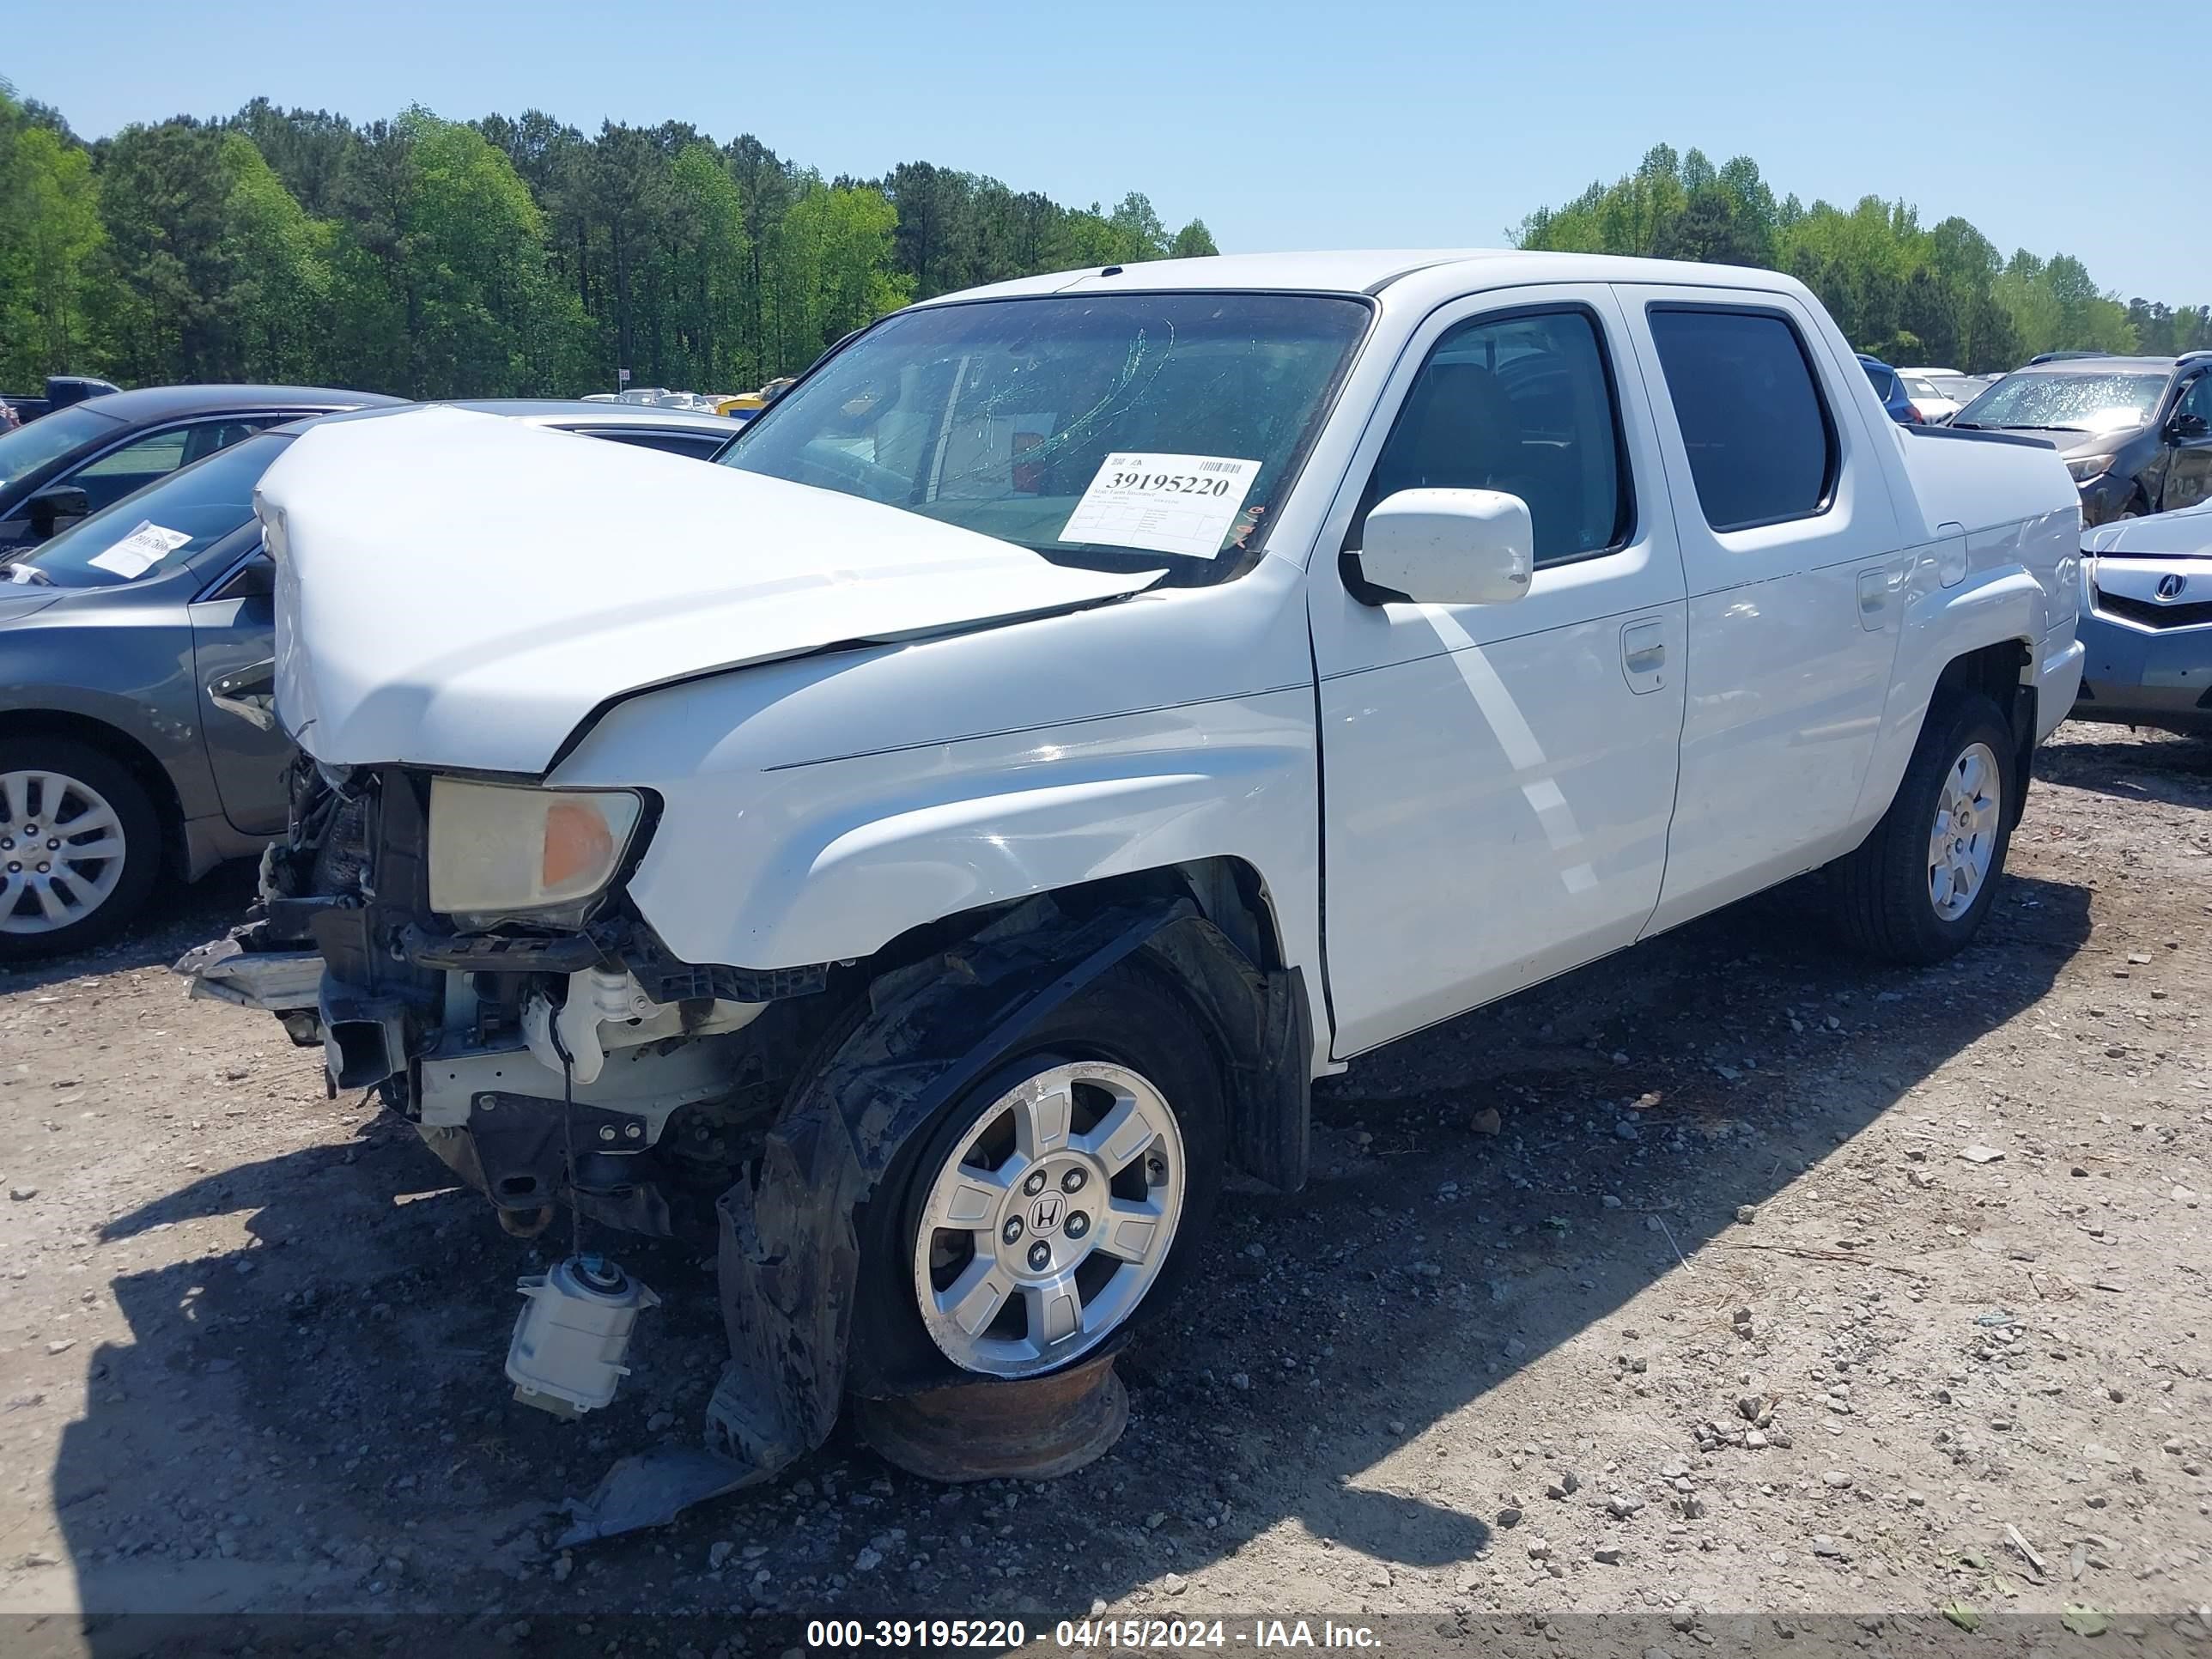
[258,407,1162,773]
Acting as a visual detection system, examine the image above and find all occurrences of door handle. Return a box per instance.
[1620,618,1669,692]
[1856,566,1895,630]
[209,659,277,732]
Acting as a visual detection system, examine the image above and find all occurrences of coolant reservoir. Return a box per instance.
[506,1255,659,1418]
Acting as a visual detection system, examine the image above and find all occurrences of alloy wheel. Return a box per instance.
[1927,741,2000,922]
[913,1060,1187,1378]
[0,769,129,936]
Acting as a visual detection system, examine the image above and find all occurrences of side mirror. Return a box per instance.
[1345,488,1534,607]
[26,484,90,539]
[2169,411,2209,441]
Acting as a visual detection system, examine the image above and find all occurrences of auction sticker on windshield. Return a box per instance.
[1060,453,1260,558]
[87,520,193,580]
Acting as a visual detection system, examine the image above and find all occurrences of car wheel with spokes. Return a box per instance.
[912,1058,1188,1379]
[857,958,1225,1388]
[1830,690,2016,964]
[0,738,164,961]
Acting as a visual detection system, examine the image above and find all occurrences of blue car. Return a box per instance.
[1857,354,1923,425]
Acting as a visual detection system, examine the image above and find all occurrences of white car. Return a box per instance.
[1898,368,1978,424]
[186,251,2082,1510]
[2072,495,2212,736]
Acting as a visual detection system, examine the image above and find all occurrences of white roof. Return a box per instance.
[925,248,1814,307]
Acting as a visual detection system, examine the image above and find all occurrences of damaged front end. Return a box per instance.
[182,759,838,1243]
[178,758,861,1532]
[179,758,1306,1542]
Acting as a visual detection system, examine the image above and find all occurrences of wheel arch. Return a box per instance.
[850,858,1315,1195]
[0,707,189,874]
[1850,563,2044,839]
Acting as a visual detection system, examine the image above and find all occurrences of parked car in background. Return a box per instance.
[0,402,739,956]
[2071,495,2212,737]
[1899,372,1966,424]
[445,400,741,460]
[1858,354,1923,423]
[0,384,398,556]
[1952,353,2212,526]
[0,375,125,428]
[183,252,2079,1469]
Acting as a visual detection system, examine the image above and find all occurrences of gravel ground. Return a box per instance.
[0,723,2207,1654]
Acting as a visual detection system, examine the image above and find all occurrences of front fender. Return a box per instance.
[590,687,1322,1002]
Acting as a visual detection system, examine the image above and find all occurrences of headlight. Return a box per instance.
[427,777,643,923]
[2066,455,2115,483]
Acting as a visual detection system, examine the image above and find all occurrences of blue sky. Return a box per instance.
[9,0,2205,302]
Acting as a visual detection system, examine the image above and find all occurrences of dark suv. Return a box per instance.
[1952,352,2212,526]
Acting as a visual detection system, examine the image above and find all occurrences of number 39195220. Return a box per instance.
[1109,472,1237,496]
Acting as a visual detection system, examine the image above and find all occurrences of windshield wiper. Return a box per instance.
[1993,423,2087,432]
[0,560,54,586]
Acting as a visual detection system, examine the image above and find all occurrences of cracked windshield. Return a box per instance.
[720,292,1370,580]
[1956,370,2165,433]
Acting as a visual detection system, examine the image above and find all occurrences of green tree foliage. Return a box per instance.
[0,85,104,385]
[3,86,1209,396]
[1516,144,2199,373]
[766,179,911,370]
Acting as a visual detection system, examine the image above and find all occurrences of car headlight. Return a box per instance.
[427,777,644,924]
[2066,455,2115,483]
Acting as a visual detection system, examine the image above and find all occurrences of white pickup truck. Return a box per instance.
[185,251,2081,1499]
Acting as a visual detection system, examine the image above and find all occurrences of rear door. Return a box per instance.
[1615,289,1909,934]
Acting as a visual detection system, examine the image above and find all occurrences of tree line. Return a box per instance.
[1516,143,2211,372]
[0,82,1217,398]
[9,93,2208,400]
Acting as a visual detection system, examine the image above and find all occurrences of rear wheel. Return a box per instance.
[1830,692,2015,964]
[0,738,166,960]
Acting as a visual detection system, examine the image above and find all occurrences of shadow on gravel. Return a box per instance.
[2038,728,2212,805]
[0,862,257,996]
[44,867,2091,1642]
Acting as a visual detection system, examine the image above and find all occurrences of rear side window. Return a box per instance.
[1356,307,1633,567]
[1648,307,1838,532]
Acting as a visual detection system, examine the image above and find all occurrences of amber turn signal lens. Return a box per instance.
[542,799,617,893]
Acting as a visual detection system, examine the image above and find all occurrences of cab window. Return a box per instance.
[1649,307,1838,532]
[1352,307,1634,567]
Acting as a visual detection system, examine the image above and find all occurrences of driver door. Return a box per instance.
[2162,373,2212,513]
[1309,286,1689,1056]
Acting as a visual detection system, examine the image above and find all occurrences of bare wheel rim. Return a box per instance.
[1927,740,2000,923]
[0,769,129,935]
[913,1060,1188,1379]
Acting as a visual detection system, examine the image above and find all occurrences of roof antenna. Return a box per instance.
[1100,265,1124,277]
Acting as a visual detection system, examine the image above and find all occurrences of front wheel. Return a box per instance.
[0,738,165,960]
[1829,691,2016,964]
[857,960,1225,1386]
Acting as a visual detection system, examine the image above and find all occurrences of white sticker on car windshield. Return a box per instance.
[1059,453,1261,559]
[87,520,193,580]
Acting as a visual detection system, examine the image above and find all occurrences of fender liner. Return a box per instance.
[565,888,1311,1542]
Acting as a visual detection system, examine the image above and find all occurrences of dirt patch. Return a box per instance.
[0,726,2206,1647]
